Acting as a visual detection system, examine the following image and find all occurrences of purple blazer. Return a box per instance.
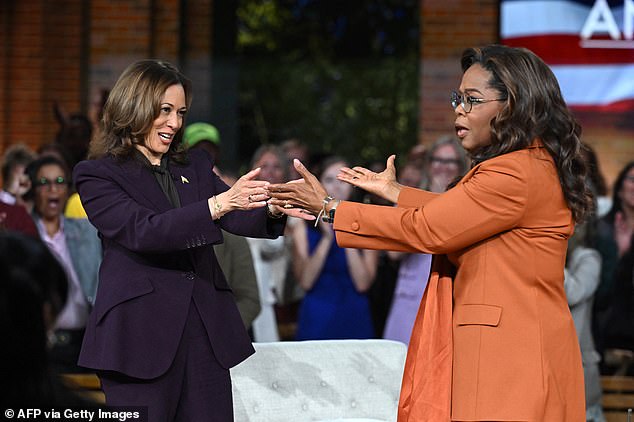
[73,149,285,379]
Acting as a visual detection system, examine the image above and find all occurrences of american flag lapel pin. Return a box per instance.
[181,175,189,184]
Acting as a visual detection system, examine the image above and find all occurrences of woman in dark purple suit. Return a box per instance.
[73,60,286,421]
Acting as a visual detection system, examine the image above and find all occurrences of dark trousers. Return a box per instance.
[99,300,233,422]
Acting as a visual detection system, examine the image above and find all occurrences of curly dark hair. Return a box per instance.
[461,45,593,223]
[88,60,192,164]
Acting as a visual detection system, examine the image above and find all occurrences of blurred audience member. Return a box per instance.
[281,138,310,180]
[0,201,38,237]
[594,161,634,353]
[582,143,611,217]
[183,122,221,160]
[421,135,468,192]
[0,232,96,407]
[53,104,92,171]
[291,156,378,340]
[183,124,261,332]
[247,145,290,341]
[564,219,605,422]
[406,143,427,170]
[383,136,468,345]
[25,156,101,372]
[38,143,87,219]
[1,144,36,207]
[600,232,634,376]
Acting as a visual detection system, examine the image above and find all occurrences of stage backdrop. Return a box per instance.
[501,0,634,111]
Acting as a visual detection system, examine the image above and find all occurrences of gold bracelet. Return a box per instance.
[212,195,222,219]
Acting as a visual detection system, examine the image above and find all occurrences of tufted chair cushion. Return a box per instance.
[231,339,407,422]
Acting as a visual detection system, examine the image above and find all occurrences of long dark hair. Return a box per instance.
[461,45,593,223]
[88,60,192,164]
[605,161,634,225]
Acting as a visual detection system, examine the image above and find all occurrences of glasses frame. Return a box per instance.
[35,176,69,190]
[451,91,506,113]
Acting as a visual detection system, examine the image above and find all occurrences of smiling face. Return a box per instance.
[34,163,69,222]
[454,64,505,153]
[136,83,187,165]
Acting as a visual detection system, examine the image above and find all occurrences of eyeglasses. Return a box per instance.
[451,91,506,113]
[35,176,68,190]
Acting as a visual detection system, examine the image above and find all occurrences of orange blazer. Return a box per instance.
[333,144,585,421]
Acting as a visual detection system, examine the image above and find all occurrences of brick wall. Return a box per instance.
[0,0,631,187]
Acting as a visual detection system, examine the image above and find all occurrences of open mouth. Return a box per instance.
[455,124,468,138]
[158,133,173,143]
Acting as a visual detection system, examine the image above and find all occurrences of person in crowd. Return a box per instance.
[594,161,634,352]
[73,59,286,421]
[182,123,261,331]
[384,137,468,345]
[246,144,291,342]
[25,156,101,373]
[183,121,221,160]
[601,232,634,376]
[420,135,468,191]
[291,156,378,340]
[280,138,310,180]
[0,232,98,407]
[269,44,591,420]
[563,219,605,422]
[37,143,88,219]
[0,143,36,207]
[582,143,610,217]
[0,201,38,237]
[53,103,93,171]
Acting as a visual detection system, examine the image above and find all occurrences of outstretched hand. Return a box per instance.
[337,155,401,203]
[267,159,329,218]
[219,167,270,212]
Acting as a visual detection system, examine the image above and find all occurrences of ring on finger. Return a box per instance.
[284,200,293,209]
[248,195,253,203]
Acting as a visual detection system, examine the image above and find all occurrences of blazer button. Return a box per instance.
[351,222,360,231]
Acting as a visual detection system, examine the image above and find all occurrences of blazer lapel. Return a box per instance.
[171,164,198,206]
[119,159,174,212]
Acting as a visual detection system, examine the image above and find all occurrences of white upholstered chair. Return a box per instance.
[231,339,407,422]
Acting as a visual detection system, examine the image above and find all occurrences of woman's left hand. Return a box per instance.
[267,159,329,217]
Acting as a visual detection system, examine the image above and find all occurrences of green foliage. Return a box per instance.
[236,0,419,164]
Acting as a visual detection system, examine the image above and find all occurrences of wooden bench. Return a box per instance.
[60,373,105,404]
[602,376,634,422]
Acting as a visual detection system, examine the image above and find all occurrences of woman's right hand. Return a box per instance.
[337,155,402,203]
[210,167,270,219]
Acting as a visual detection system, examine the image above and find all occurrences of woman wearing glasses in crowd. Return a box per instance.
[25,155,102,373]
[269,44,592,421]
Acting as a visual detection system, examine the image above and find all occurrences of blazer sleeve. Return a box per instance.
[333,155,528,254]
[397,186,440,208]
[75,159,222,253]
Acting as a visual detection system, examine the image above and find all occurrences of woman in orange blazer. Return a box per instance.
[270,45,593,421]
